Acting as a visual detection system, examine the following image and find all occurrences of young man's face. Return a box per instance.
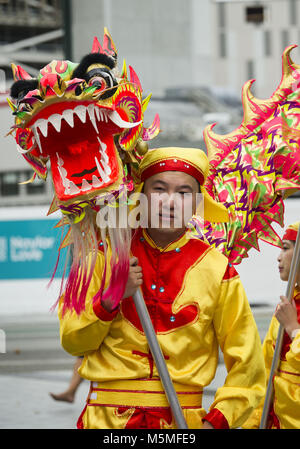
[277,240,295,281]
[143,171,200,235]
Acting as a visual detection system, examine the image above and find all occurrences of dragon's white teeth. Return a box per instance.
[16,144,31,154]
[108,110,142,129]
[65,180,80,195]
[32,127,43,154]
[48,114,62,132]
[56,152,64,167]
[97,136,107,152]
[95,156,110,183]
[92,175,103,188]
[35,118,48,137]
[62,109,74,128]
[94,107,100,121]
[31,104,123,141]
[87,104,99,133]
[74,105,87,123]
[81,179,91,191]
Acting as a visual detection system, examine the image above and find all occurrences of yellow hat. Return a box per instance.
[137,147,229,223]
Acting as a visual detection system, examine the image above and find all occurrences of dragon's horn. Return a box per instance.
[121,59,127,79]
[129,65,142,93]
[91,36,103,54]
[11,63,32,81]
[103,27,117,60]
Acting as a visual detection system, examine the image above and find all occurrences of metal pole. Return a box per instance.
[132,288,188,429]
[260,227,300,428]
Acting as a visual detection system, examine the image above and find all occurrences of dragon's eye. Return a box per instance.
[88,76,106,89]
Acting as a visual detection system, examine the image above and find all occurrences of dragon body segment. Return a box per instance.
[200,46,300,264]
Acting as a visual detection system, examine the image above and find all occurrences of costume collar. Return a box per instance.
[141,228,190,252]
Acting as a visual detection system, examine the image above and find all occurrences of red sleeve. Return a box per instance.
[203,408,229,429]
[93,298,119,321]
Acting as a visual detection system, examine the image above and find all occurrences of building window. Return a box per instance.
[219,31,226,58]
[281,30,289,50]
[289,0,297,26]
[247,60,255,80]
[264,30,272,57]
[25,171,46,195]
[218,3,226,28]
[0,171,20,196]
[245,6,264,24]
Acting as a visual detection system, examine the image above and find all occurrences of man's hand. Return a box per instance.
[122,257,143,299]
[275,295,300,339]
[202,421,214,429]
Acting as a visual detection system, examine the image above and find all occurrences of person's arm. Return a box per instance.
[275,295,300,340]
[276,295,300,371]
[203,264,266,429]
[59,254,143,357]
[59,251,119,357]
[242,316,277,429]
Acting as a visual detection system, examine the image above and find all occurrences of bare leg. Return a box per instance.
[50,357,83,403]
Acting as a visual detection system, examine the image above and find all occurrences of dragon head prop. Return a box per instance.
[9,28,159,216]
[8,29,160,314]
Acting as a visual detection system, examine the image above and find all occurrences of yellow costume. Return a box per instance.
[59,148,265,429]
[243,222,300,429]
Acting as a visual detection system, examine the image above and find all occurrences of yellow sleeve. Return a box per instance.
[242,315,277,428]
[210,274,266,429]
[286,330,300,371]
[59,251,118,357]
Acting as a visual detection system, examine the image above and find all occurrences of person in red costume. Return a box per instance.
[243,221,300,429]
[59,147,265,429]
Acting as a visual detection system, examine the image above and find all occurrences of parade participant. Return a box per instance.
[50,357,83,403]
[59,147,265,429]
[243,222,300,429]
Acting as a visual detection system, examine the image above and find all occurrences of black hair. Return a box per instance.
[10,79,39,99]
[72,53,116,80]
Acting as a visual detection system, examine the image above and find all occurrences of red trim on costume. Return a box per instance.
[87,403,201,410]
[203,408,229,429]
[278,368,300,377]
[118,406,173,429]
[222,263,239,281]
[121,229,209,334]
[77,403,87,429]
[268,379,280,430]
[132,350,169,378]
[93,299,119,321]
[282,229,298,241]
[141,159,205,185]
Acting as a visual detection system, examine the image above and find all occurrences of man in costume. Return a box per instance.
[59,147,266,429]
[243,222,300,429]
[7,28,300,429]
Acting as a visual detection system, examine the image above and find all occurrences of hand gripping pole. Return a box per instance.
[133,288,188,429]
[260,226,300,428]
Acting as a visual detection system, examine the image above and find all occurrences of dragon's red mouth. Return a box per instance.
[25,101,140,202]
